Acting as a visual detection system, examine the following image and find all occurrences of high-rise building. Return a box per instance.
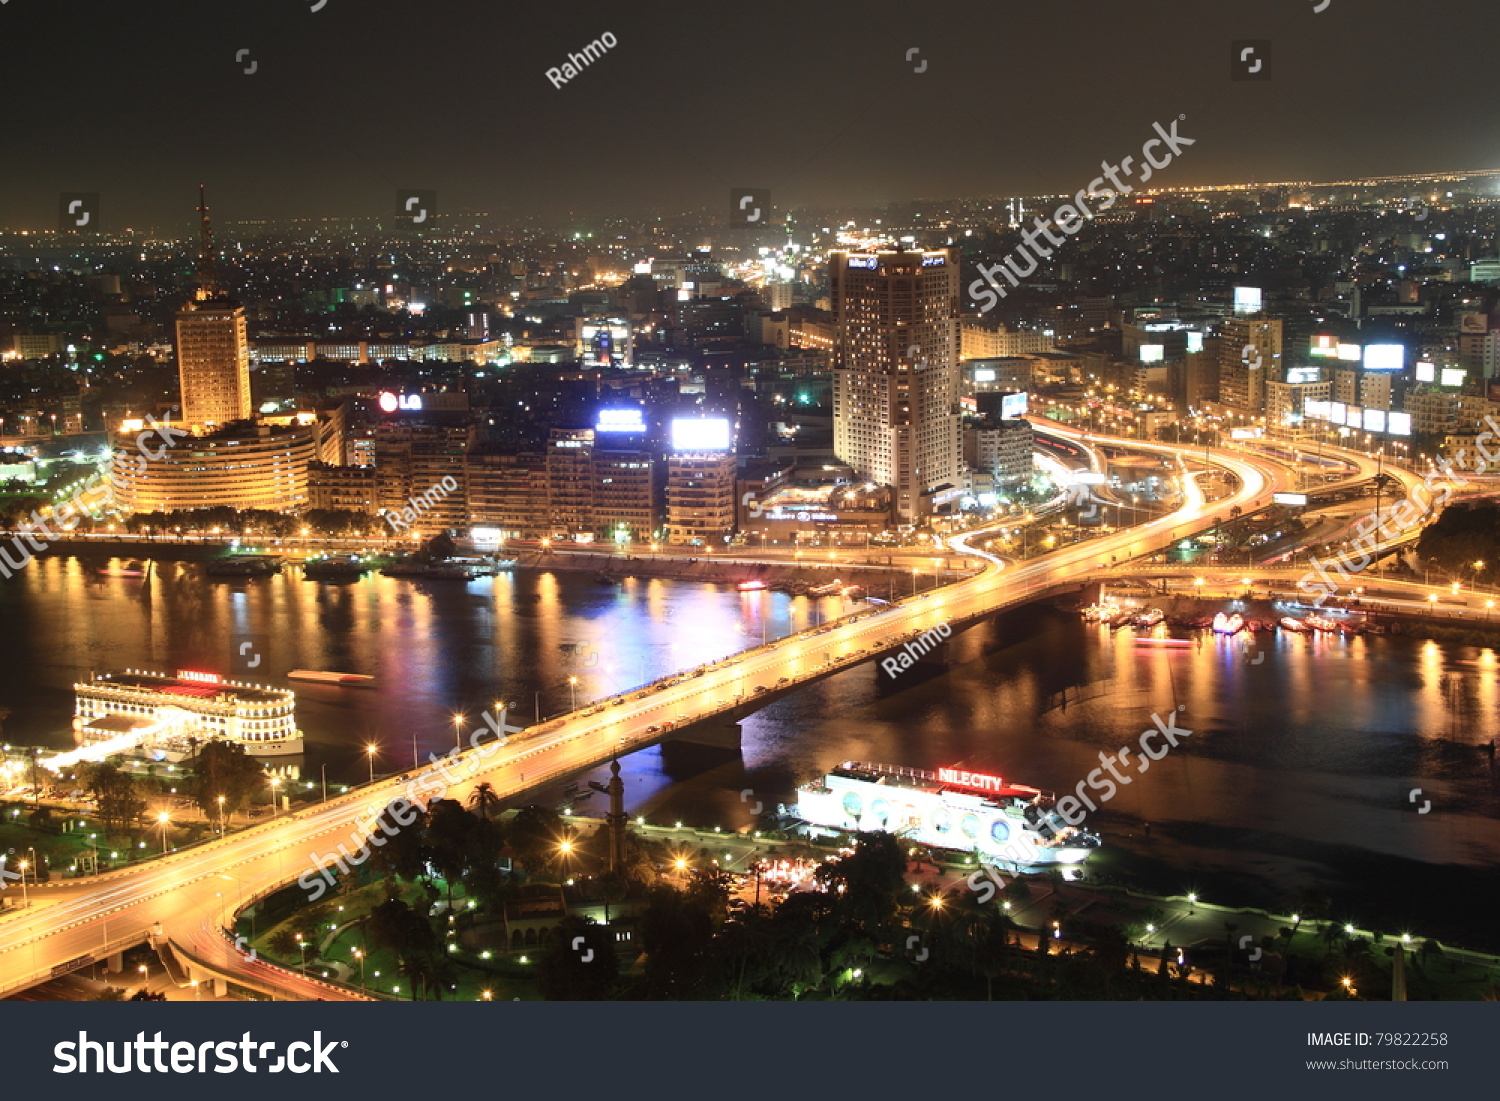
[1216,317,1283,415]
[374,423,474,534]
[175,187,251,430]
[831,249,963,523]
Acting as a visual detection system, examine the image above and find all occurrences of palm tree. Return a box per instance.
[467,782,501,821]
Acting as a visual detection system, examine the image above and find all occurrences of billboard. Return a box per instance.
[596,408,646,433]
[1233,287,1263,314]
[1363,344,1404,371]
[1363,408,1387,433]
[1187,332,1204,353]
[670,416,732,451]
[1344,405,1363,427]
[1337,343,1363,362]
[1310,335,1338,358]
[1287,367,1321,384]
[1329,401,1347,423]
[1415,361,1436,382]
[1000,392,1029,420]
[1273,493,1308,507]
[973,367,996,383]
[1388,411,1412,436]
[1461,313,1489,334]
[1139,344,1165,364]
[1441,368,1467,387]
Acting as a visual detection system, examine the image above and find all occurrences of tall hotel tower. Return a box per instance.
[831,249,962,523]
[175,186,251,430]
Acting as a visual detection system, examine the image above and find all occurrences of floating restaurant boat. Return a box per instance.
[1132,608,1165,628]
[381,561,475,580]
[1212,612,1246,635]
[69,669,304,760]
[792,761,1100,868]
[1279,617,1311,633]
[737,579,768,591]
[286,670,376,687]
[302,554,368,579]
[1305,615,1339,633]
[206,554,282,577]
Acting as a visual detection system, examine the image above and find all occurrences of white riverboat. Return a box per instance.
[792,761,1100,868]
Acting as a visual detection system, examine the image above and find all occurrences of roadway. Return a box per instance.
[0,428,1298,999]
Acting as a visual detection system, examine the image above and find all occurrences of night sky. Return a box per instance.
[0,0,1493,230]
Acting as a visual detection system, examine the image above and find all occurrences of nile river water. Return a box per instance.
[3,554,1498,947]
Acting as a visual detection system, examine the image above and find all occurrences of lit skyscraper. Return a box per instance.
[175,186,251,430]
[831,249,962,523]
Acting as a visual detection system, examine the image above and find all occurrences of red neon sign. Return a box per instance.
[938,768,1006,793]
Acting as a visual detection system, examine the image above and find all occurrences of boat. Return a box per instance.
[1279,617,1311,633]
[1305,615,1338,633]
[1212,612,1245,635]
[67,668,304,760]
[791,761,1101,869]
[1132,608,1165,628]
[97,560,146,578]
[206,554,283,577]
[737,579,768,591]
[807,580,844,597]
[287,670,376,687]
[380,561,475,580]
[302,555,368,580]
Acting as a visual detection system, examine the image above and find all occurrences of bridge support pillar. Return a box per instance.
[212,976,227,998]
[669,719,742,750]
[108,951,124,972]
[1078,581,1103,605]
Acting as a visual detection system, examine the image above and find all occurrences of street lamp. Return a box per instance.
[16,860,28,906]
[216,794,226,834]
[157,811,170,854]
[352,947,365,986]
[568,676,579,711]
[365,744,377,784]
[294,933,307,969]
[452,712,464,751]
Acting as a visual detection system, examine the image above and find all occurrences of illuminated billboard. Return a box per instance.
[670,416,732,451]
[1363,408,1387,433]
[1415,361,1436,382]
[1345,405,1363,427]
[1233,287,1262,314]
[1337,343,1363,362]
[1329,401,1346,423]
[1139,344,1164,364]
[972,367,996,383]
[1000,392,1029,420]
[1441,368,1467,387]
[1187,332,1204,353]
[1310,335,1338,358]
[846,256,878,270]
[596,408,646,433]
[1388,411,1412,436]
[1286,367,1321,384]
[1273,493,1308,507]
[1363,344,1404,371]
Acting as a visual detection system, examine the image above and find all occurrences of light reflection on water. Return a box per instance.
[3,556,1499,932]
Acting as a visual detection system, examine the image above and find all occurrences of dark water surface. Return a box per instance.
[3,555,1498,947]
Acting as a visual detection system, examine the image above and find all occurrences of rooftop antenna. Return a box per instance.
[195,184,218,301]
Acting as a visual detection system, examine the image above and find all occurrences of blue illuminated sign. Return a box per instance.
[846,256,878,270]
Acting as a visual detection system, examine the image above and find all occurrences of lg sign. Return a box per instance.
[378,392,423,412]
